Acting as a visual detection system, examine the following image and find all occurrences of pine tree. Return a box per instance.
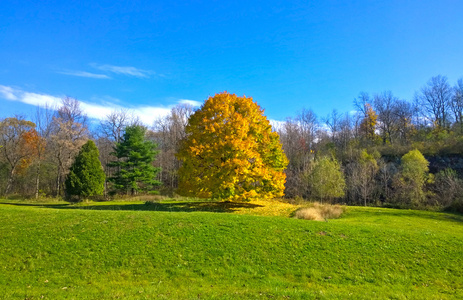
[176,92,288,201]
[108,125,161,195]
[65,140,105,200]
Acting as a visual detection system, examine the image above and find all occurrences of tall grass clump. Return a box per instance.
[294,202,344,221]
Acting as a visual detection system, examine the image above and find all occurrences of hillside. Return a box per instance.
[0,199,462,299]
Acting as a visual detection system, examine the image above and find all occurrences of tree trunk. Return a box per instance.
[56,165,61,197]
[35,161,41,199]
[4,167,15,195]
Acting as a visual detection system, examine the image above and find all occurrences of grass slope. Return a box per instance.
[0,199,462,299]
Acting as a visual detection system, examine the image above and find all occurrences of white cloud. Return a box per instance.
[132,106,172,125]
[178,99,202,107]
[21,91,62,107]
[269,119,285,131]
[58,71,111,79]
[91,64,153,78]
[0,85,18,100]
[0,85,193,126]
[0,85,62,108]
[79,101,118,120]
[1,87,286,130]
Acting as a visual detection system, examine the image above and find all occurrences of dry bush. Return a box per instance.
[318,203,344,219]
[294,207,324,221]
[294,203,344,221]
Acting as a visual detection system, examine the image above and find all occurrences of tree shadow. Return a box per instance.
[349,207,463,224]
[0,200,264,213]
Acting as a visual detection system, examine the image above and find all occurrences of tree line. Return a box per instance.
[1,75,463,211]
[279,75,463,211]
[0,98,161,200]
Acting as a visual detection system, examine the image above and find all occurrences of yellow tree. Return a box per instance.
[176,92,288,201]
[359,103,379,142]
[399,149,430,206]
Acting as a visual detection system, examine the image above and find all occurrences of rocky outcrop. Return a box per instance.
[427,155,463,175]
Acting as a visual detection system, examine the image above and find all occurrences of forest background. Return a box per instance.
[1,74,463,212]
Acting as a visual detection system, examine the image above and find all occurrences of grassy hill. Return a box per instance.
[0,198,462,299]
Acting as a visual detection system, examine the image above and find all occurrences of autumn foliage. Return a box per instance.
[176,92,288,201]
[359,103,378,142]
[17,128,45,174]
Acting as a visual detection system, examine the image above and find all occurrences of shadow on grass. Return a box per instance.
[0,200,264,213]
[348,206,463,224]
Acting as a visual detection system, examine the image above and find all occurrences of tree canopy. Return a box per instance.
[176,92,288,201]
[308,157,345,203]
[399,149,430,205]
[0,117,37,195]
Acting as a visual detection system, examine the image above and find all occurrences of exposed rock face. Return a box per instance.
[427,155,463,175]
[380,155,463,176]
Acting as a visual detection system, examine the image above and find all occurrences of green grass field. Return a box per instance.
[0,198,462,299]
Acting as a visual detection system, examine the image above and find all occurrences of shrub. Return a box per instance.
[307,157,346,203]
[395,149,430,206]
[433,168,462,207]
[294,203,344,221]
[319,203,345,219]
[447,199,463,214]
[294,207,324,221]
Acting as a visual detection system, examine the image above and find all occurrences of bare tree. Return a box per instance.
[99,109,140,143]
[279,119,311,198]
[338,113,354,157]
[373,92,416,145]
[278,109,320,198]
[31,105,54,198]
[433,168,462,207]
[346,150,379,206]
[49,98,89,197]
[96,109,140,196]
[323,109,341,143]
[415,75,453,129]
[151,104,195,192]
[58,97,88,125]
[393,99,414,144]
[298,108,319,151]
[354,92,370,117]
[353,92,373,141]
[377,159,398,202]
[451,79,463,132]
[322,111,355,163]
[373,91,397,144]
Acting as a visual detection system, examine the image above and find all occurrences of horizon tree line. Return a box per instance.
[1,75,462,211]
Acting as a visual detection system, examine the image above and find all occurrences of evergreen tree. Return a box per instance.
[65,140,105,200]
[108,125,161,195]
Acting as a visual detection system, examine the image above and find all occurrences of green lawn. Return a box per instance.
[0,199,462,299]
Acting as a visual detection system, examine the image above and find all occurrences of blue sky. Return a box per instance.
[1,0,463,125]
